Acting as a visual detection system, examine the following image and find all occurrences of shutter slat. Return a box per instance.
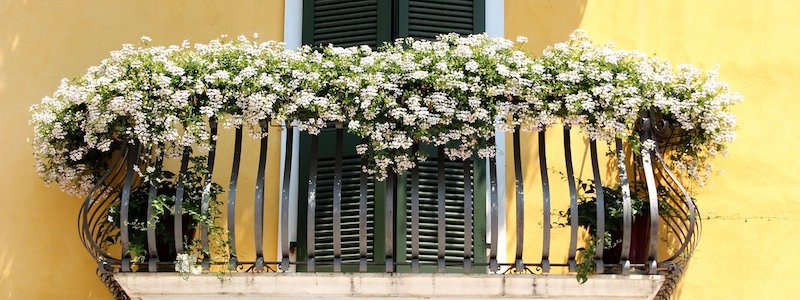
[314,20,378,34]
[316,29,378,42]
[410,19,474,30]
[407,13,473,24]
[316,0,376,12]
[315,6,375,18]
[410,1,473,13]
[409,6,473,18]
[317,35,379,47]
[410,26,473,35]
[316,11,377,24]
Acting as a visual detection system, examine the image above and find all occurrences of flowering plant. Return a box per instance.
[341,34,538,178]
[30,31,739,196]
[532,31,741,185]
[105,155,227,273]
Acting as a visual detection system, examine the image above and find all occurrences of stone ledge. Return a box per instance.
[115,272,664,299]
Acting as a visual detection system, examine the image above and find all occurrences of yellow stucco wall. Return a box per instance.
[0,1,284,299]
[3,0,798,299]
[506,0,800,298]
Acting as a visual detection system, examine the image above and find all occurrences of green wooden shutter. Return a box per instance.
[397,0,486,39]
[395,146,487,272]
[302,0,392,48]
[296,129,387,272]
[298,0,488,273]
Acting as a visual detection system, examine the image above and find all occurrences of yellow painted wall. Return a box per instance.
[3,0,798,299]
[0,1,284,299]
[506,0,800,298]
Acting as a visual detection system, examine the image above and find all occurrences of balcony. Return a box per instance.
[79,120,698,300]
[24,32,733,300]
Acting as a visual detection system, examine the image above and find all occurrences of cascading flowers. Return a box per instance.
[532,30,741,186]
[342,33,539,178]
[30,31,739,196]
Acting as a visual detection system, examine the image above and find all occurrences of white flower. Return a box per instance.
[410,71,428,80]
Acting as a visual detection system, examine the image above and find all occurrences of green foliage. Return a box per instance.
[556,177,675,284]
[107,154,228,274]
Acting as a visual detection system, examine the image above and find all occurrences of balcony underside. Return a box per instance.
[115,272,664,299]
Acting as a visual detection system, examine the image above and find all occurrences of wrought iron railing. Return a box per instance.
[78,118,700,298]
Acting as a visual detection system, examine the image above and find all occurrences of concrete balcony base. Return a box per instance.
[114,272,664,299]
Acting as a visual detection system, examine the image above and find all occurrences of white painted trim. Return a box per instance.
[278,0,304,262]
[485,0,507,269]
[283,0,303,49]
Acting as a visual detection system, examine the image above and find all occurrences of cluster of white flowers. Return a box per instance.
[531,30,741,185]
[339,33,537,178]
[31,31,740,195]
[175,253,202,275]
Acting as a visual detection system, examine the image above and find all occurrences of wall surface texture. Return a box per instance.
[0,1,284,299]
[2,0,798,299]
[506,0,800,299]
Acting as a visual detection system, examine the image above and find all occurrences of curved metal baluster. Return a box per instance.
[656,178,692,243]
[254,123,269,271]
[89,188,123,251]
[589,140,605,273]
[147,151,164,272]
[385,173,395,272]
[280,125,294,271]
[641,148,660,274]
[436,146,446,273]
[410,144,421,273]
[89,189,125,260]
[512,128,524,272]
[83,160,126,259]
[358,139,368,272]
[333,123,343,272]
[227,128,243,270]
[174,147,191,258]
[463,158,473,273]
[615,138,633,275]
[79,151,126,261]
[539,130,551,273]
[120,141,141,272]
[307,133,319,272]
[488,142,499,273]
[640,119,660,274]
[563,126,579,272]
[201,119,218,270]
[654,148,697,262]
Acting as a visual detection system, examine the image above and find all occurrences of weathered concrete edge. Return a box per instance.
[115,272,665,299]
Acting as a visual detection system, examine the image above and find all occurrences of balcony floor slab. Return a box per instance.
[114,272,664,299]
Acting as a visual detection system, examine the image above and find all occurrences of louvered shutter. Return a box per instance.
[302,0,392,48]
[296,129,387,272]
[398,0,485,40]
[298,0,488,273]
[395,145,487,272]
